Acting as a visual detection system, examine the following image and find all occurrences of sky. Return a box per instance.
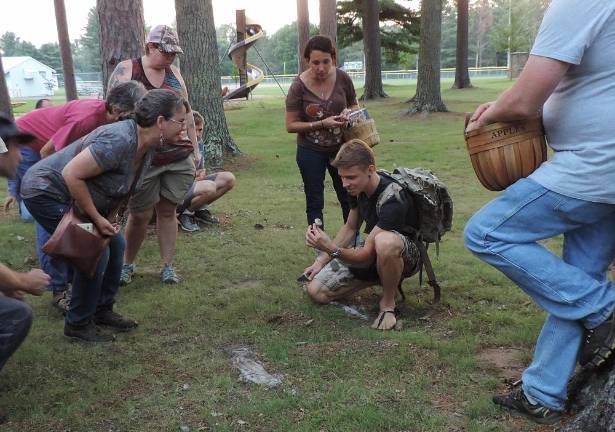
[0,0,324,47]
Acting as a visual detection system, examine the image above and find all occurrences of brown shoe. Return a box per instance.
[64,320,115,342]
[94,306,138,332]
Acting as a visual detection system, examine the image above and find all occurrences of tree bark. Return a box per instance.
[96,0,145,95]
[297,0,310,73]
[407,0,447,114]
[361,0,387,100]
[452,0,472,89]
[0,56,13,120]
[560,364,615,432]
[175,0,240,167]
[319,0,337,48]
[54,0,78,101]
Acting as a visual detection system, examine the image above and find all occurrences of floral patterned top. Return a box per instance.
[286,68,357,153]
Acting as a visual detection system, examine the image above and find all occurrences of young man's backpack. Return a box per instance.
[376,168,453,303]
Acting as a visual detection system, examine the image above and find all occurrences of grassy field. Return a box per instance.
[0,78,559,431]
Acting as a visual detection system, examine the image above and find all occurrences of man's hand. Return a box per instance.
[306,224,336,253]
[39,141,55,158]
[465,101,494,133]
[195,169,207,181]
[19,269,50,296]
[303,259,326,281]
[3,196,17,212]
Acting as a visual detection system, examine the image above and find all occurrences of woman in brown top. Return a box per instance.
[286,35,359,230]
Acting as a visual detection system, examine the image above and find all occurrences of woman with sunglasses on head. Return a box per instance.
[286,35,360,231]
[107,25,199,285]
[21,90,189,342]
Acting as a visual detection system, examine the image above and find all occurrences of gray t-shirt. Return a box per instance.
[21,120,150,216]
[528,0,615,203]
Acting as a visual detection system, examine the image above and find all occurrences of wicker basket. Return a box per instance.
[464,115,547,191]
[343,118,380,148]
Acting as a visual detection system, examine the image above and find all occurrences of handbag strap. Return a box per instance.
[69,130,144,224]
[108,159,146,223]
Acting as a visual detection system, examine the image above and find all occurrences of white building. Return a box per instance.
[2,56,57,98]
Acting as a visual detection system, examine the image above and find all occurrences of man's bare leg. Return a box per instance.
[371,232,405,330]
[306,278,372,304]
[124,208,154,264]
[189,172,235,210]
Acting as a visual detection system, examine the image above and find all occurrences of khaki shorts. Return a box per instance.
[313,232,420,294]
[129,156,195,213]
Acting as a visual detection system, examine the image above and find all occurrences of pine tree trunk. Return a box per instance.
[560,364,615,431]
[319,0,337,47]
[297,0,310,73]
[0,56,13,120]
[407,0,447,114]
[96,0,145,94]
[54,0,78,101]
[175,0,239,167]
[361,0,387,100]
[452,0,472,89]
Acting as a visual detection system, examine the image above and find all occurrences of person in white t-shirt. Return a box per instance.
[464,0,615,425]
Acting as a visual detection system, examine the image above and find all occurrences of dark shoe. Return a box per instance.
[580,310,615,367]
[178,212,200,232]
[64,320,115,342]
[94,307,138,332]
[493,386,562,425]
[194,208,219,225]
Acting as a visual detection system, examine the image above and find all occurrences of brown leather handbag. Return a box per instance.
[42,149,145,278]
[42,206,110,278]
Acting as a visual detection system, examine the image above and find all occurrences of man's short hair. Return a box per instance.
[192,110,204,126]
[331,139,375,170]
[105,81,147,115]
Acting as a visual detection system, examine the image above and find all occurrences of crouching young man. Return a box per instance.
[303,139,420,330]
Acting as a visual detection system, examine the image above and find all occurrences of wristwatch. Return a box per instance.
[329,247,342,259]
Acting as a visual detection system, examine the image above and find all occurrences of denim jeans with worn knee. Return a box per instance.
[464,178,615,410]
[0,296,33,372]
[296,145,349,230]
[21,194,72,293]
[24,194,125,326]
[35,222,73,293]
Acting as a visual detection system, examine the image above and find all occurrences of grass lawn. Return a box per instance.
[0,78,558,431]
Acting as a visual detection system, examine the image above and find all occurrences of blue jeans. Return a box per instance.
[0,297,33,372]
[24,195,125,325]
[296,145,349,230]
[19,200,34,222]
[35,222,72,293]
[464,178,615,410]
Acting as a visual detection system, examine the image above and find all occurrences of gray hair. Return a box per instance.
[105,81,147,115]
[134,89,190,127]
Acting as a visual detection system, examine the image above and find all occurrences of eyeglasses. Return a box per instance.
[167,118,186,126]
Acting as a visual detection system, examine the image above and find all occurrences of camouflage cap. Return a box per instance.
[147,25,184,54]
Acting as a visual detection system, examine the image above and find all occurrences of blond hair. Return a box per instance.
[192,110,205,127]
[331,139,375,169]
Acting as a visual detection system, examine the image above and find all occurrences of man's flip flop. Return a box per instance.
[372,310,397,330]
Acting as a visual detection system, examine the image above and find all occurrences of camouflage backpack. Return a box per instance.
[376,168,454,302]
